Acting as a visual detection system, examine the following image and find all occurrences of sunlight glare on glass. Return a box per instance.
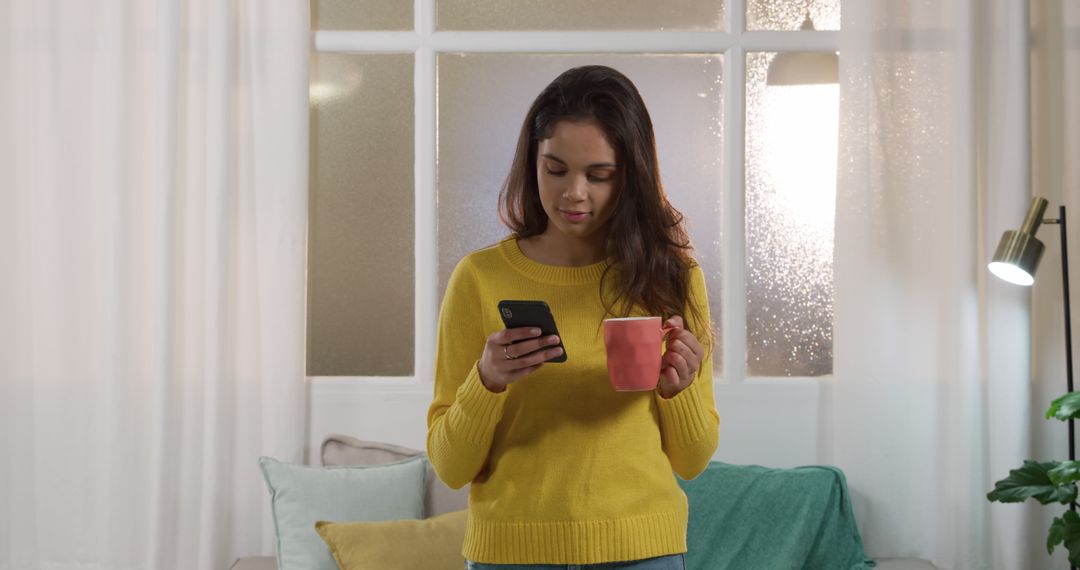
[310,70,364,106]
[310,81,344,104]
[988,261,1035,286]
[761,82,839,231]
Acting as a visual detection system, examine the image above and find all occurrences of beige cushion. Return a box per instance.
[316,509,468,570]
[321,435,469,518]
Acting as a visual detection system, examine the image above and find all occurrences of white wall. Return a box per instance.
[307,378,823,469]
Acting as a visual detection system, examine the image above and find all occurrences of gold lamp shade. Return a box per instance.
[988,197,1048,286]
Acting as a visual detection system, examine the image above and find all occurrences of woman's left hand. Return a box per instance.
[657,315,705,399]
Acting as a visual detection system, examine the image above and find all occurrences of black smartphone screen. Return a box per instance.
[497,300,567,363]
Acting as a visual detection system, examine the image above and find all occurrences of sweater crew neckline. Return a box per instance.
[498,238,609,286]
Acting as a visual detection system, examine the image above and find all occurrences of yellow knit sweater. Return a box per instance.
[426,238,719,565]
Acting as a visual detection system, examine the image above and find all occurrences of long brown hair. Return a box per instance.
[498,65,713,346]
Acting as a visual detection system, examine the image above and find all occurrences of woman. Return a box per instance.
[427,65,719,569]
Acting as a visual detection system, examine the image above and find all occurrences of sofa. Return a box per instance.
[233,435,936,570]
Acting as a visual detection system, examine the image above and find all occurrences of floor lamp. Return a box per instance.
[988,196,1075,501]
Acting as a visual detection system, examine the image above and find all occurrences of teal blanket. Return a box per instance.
[677,462,876,570]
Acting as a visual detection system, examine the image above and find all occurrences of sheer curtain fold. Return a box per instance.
[0,2,308,569]
[832,0,1077,568]
[1030,0,1080,567]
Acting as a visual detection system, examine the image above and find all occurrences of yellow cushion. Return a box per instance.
[315,509,468,570]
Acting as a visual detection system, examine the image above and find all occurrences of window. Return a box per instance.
[307,0,839,380]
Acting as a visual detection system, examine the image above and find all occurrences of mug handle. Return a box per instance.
[659,325,681,366]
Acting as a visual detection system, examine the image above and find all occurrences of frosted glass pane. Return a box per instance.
[747,0,840,31]
[308,54,414,376]
[745,52,835,376]
[438,54,723,373]
[438,1,723,31]
[312,0,413,30]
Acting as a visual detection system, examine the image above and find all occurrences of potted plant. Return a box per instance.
[988,392,1080,564]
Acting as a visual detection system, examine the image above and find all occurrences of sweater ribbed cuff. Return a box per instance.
[447,363,507,446]
[655,380,709,448]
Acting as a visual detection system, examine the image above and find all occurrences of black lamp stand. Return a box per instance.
[1049,207,1075,475]
[1045,206,1075,570]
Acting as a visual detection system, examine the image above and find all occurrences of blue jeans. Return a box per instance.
[464,553,685,570]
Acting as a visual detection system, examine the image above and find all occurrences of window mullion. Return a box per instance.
[311,30,841,55]
[427,31,736,53]
[724,0,748,383]
[728,0,745,33]
[415,0,437,383]
[417,0,433,35]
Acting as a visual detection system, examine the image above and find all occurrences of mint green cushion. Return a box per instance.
[259,455,426,570]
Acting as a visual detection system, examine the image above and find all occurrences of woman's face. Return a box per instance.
[535,119,620,244]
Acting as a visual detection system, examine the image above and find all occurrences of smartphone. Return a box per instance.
[497,300,567,363]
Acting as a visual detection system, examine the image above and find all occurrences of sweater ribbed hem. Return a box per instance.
[463,509,687,565]
[447,364,507,445]
[655,380,709,447]
[498,238,609,286]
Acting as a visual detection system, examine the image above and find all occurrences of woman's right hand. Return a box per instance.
[477,327,563,393]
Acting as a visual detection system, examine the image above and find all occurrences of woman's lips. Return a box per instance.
[560,210,589,223]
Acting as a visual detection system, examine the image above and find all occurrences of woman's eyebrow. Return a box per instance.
[540,153,617,169]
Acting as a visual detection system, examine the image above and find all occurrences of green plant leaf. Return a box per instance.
[1047,510,1080,565]
[1050,462,1080,486]
[988,460,1077,505]
[1047,393,1080,421]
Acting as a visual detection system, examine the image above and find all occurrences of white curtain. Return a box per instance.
[1031,0,1080,567]
[0,2,308,569]
[829,0,1079,568]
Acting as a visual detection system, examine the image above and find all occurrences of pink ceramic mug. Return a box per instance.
[602,317,678,391]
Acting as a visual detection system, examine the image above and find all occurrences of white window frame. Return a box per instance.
[309,0,840,388]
